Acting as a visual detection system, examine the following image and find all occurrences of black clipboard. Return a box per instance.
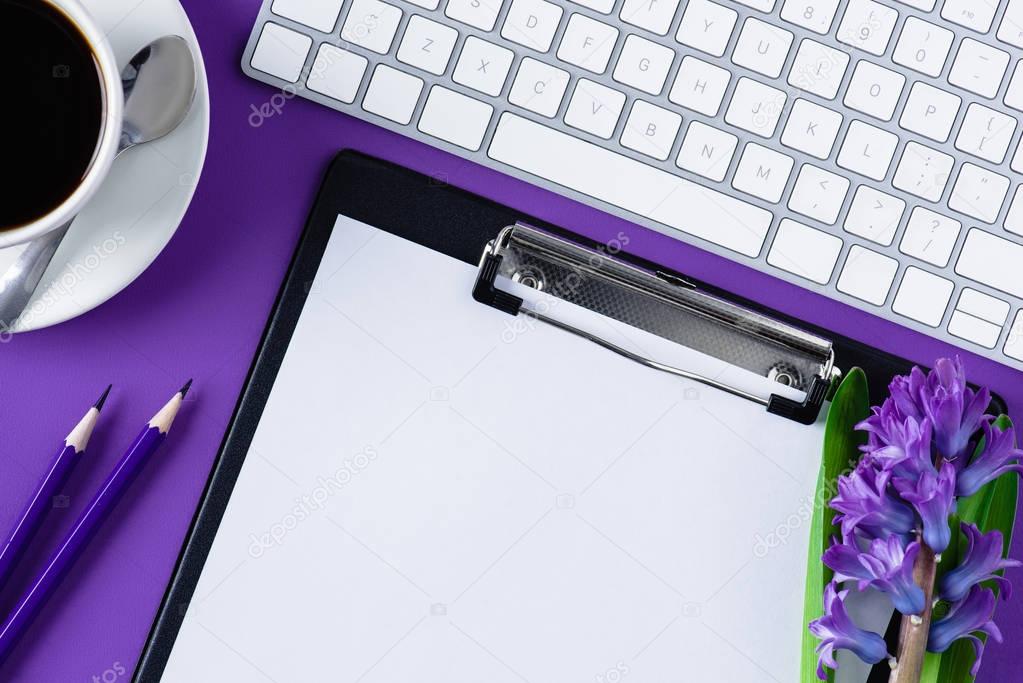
[132,151,1005,681]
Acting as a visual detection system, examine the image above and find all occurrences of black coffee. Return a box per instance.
[1,0,104,229]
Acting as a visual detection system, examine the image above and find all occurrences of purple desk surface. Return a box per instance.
[1,1,1021,680]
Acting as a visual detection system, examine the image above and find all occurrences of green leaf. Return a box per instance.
[920,651,943,683]
[800,368,870,683]
[932,415,1018,683]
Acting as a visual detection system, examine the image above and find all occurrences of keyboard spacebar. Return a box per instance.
[488,113,773,257]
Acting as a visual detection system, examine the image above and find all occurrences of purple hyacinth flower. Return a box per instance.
[939,523,1021,603]
[810,582,889,679]
[823,536,926,616]
[831,462,916,541]
[928,585,1003,676]
[887,365,929,423]
[857,399,902,454]
[894,461,957,553]
[886,357,990,462]
[957,420,1023,498]
[822,539,875,586]
[858,409,934,479]
[925,358,990,462]
[864,537,926,616]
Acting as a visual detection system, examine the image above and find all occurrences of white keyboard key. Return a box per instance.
[1005,311,1023,360]
[788,164,850,224]
[306,45,368,103]
[620,0,681,35]
[837,245,898,305]
[950,289,1009,348]
[999,1,1023,47]
[488,113,774,256]
[271,0,343,31]
[941,0,998,34]
[780,0,840,34]
[446,0,503,30]
[1005,61,1023,111]
[899,82,961,142]
[958,288,1009,324]
[362,64,423,124]
[621,100,682,160]
[397,16,458,75]
[569,0,613,11]
[893,267,954,327]
[676,121,738,181]
[453,37,514,97]
[949,163,1010,223]
[732,18,794,79]
[844,60,906,121]
[1005,186,1023,234]
[837,120,899,181]
[955,103,1018,164]
[892,141,954,202]
[557,14,619,73]
[895,0,935,9]
[569,0,614,12]
[668,56,730,116]
[781,99,842,159]
[613,35,675,95]
[725,77,787,138]
[949,311,1002,348]
[732,143,794,203]
[956,228,1023,298]
[251,22,312,83]
[502,0,563,52]
[767,219,843,284]
[342,0,402,53]
[734,0,777,11]
[1013,139,1023,173]
[676,0,738,57]
[407,0,441,9]
[948,39,1010,99]
[844,185,905,245]
[837,0,898,56]
[787,39,849,100]
[899,207,961,267]
[564,79,626,138]
[892,17,954,78]
[508,57,570,117]
[418,86,494,150]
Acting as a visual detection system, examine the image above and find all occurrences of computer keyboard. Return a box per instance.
[243,0,1023,371]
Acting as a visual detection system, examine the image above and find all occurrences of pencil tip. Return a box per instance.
[179,379,193,397]
[94,384,113,411]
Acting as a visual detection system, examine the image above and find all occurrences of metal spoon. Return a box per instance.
[0,36,197,328]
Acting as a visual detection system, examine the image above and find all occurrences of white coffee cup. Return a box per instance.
[0,0,124,249]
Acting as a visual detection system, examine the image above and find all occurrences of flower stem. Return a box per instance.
[889,542,937,683]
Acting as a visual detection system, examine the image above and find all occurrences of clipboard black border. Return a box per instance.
[132,150,1005,681]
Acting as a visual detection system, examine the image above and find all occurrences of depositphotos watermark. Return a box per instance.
[91,661,126,683]
[0,231,127,343]
[499,231,631,344]
[247,446,378,558]
[247,27,377,127]
[751,457,858,559]
[595,661,630,683]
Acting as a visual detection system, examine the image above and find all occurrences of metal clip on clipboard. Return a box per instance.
[473,224,840,425]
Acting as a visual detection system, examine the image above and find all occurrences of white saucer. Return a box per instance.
[1,0,210,332]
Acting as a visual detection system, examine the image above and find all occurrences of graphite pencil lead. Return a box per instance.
[94,385,113,411]
[179,379,193,398]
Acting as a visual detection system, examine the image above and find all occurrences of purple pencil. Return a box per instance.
[0,386,111,590]
[0,381,191,666]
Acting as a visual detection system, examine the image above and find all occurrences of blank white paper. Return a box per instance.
[163,216,844,683]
